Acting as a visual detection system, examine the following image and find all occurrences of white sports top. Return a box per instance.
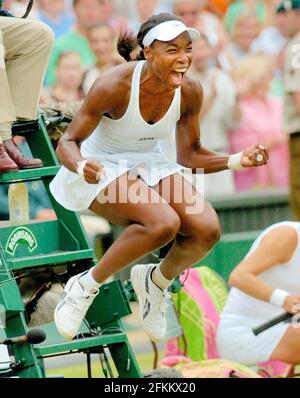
[221,222,300,326]
[81,60,181,156]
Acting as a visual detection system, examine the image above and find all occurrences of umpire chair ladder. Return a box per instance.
[0,116,142,378]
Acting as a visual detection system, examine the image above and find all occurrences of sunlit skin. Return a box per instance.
[56,32,269,283]
[143,33,193,89]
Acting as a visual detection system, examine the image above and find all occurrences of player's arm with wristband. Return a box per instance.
[175,76,269,174]
[55,70,125,184]
[228,226,298,310]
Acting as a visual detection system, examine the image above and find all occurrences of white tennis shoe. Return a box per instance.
[54,271,99,340]
[130,263,170,342]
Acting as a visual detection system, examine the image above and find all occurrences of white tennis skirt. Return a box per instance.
[49,151,184,211]
[216,316,290,365]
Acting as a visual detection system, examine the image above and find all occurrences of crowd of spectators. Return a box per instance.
[2,0,295,196]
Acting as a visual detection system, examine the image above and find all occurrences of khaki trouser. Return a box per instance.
[289,133,300,220]
[0,16,54,142]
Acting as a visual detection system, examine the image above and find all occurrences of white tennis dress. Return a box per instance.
[216,221,300,365]
[50,61,184,211]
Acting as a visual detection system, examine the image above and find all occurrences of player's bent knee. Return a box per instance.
[149,216,180,247]
[198,222,221,249]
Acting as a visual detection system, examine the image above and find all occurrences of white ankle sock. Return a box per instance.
[79,268,101,292]
[151,264,173,290]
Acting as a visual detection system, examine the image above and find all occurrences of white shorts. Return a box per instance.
[49,151,184,211]
[216,317,290,365]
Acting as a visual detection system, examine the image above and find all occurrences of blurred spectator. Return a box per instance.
[251,2,286,57]
[125,0,173,33]
[173,0,229,68]
[83,23,123,94]
[252,24,286,57]
[190,35,239,195]
[173,0,201,27]
[3,0,38,17]
[45,0,103,87]
[64,0,74,11]
[223,5,285,96]
[132,0,163,28]
[205,0,230,16]
[226,12,260,67]
[224,0,268,34]
[251,6,287,99]
[96,0,129,35]
[260,0,284,29]
[276,0,300,220]
[46,0,130,87]
[197,9,229,67]
[39,86,54,105]
[228,54,289,191]
[36,0,75,38]
[49,52,85,102]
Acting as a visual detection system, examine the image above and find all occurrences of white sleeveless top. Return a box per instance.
[81,60,181,155]
[50,61,184,211]
[221,221,300,326]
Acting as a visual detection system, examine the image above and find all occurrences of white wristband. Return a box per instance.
[77,160,87,177]
[269,289,289,307]
[227,152,244,171]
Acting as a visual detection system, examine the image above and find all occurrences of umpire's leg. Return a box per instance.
[0,19,15,139]
[0,16,54,135]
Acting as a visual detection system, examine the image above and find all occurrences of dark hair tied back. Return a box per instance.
[117,13,183,62]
